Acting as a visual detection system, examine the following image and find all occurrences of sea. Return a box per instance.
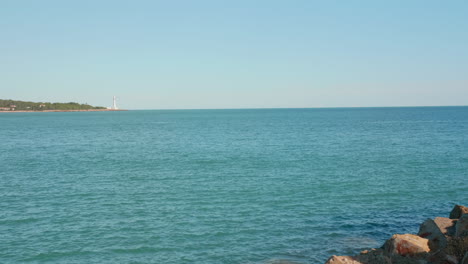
[1,107,467,264]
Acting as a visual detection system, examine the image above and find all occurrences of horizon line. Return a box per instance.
[126,105,468,111]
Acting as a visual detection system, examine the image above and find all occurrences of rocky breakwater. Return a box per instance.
[325,205,468,264]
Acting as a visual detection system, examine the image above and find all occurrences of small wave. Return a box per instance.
[262,259,304,264]
[339,236,379,247]
[110,246,159,254]
[0,217,39,225]
[23,250,94,262]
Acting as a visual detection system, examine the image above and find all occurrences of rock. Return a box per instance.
[418,217,456,250]
[428,250,458,264]
[434,217,458,236]
[388,255,429,264]
[456,214,468,237]
[264,259,302,264]
[358,249,391,264]
[383,234,430,257]
[323,205,468,264]
[444,236,468,261]
[324,256,363,264]
[447,254,459,264]
[449,205,468,219]
[462,252,468,264]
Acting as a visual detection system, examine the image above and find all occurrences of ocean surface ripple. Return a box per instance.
[1,107,467,263]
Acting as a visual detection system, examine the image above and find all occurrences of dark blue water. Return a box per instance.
[1,107,467,263]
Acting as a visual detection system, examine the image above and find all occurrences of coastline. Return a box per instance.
[0,109,128,113]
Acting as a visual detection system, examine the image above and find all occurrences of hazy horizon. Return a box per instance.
[2,1,467,109]
[2,96,468,111]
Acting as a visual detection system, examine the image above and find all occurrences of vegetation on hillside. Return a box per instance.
[0,99,106,111]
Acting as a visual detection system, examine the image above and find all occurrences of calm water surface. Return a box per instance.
[1,107,467,263]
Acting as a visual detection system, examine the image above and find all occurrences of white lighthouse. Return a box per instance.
[112,96,118,110]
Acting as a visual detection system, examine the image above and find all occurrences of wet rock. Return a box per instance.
[456,214,468,237]
[418,217,456,250]
[449,205,468,219]
[383,234,430,257]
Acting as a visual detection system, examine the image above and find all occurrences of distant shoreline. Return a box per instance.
[0,109,128,113]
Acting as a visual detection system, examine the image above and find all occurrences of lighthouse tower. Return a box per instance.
[112,96,118,110]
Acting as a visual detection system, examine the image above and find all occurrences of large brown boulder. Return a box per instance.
[449,205,468,219]
[456,214,468,237]
[418,217,457,250]
[383,234,430,257]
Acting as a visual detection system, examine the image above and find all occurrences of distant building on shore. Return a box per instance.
[0,105,16,111]
[111,96,118,110]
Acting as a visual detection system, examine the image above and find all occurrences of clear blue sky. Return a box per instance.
[1,0,467,109]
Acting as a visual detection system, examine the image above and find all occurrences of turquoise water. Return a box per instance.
[1,107,467,264]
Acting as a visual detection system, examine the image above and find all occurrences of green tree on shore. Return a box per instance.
[0,99,106,111]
